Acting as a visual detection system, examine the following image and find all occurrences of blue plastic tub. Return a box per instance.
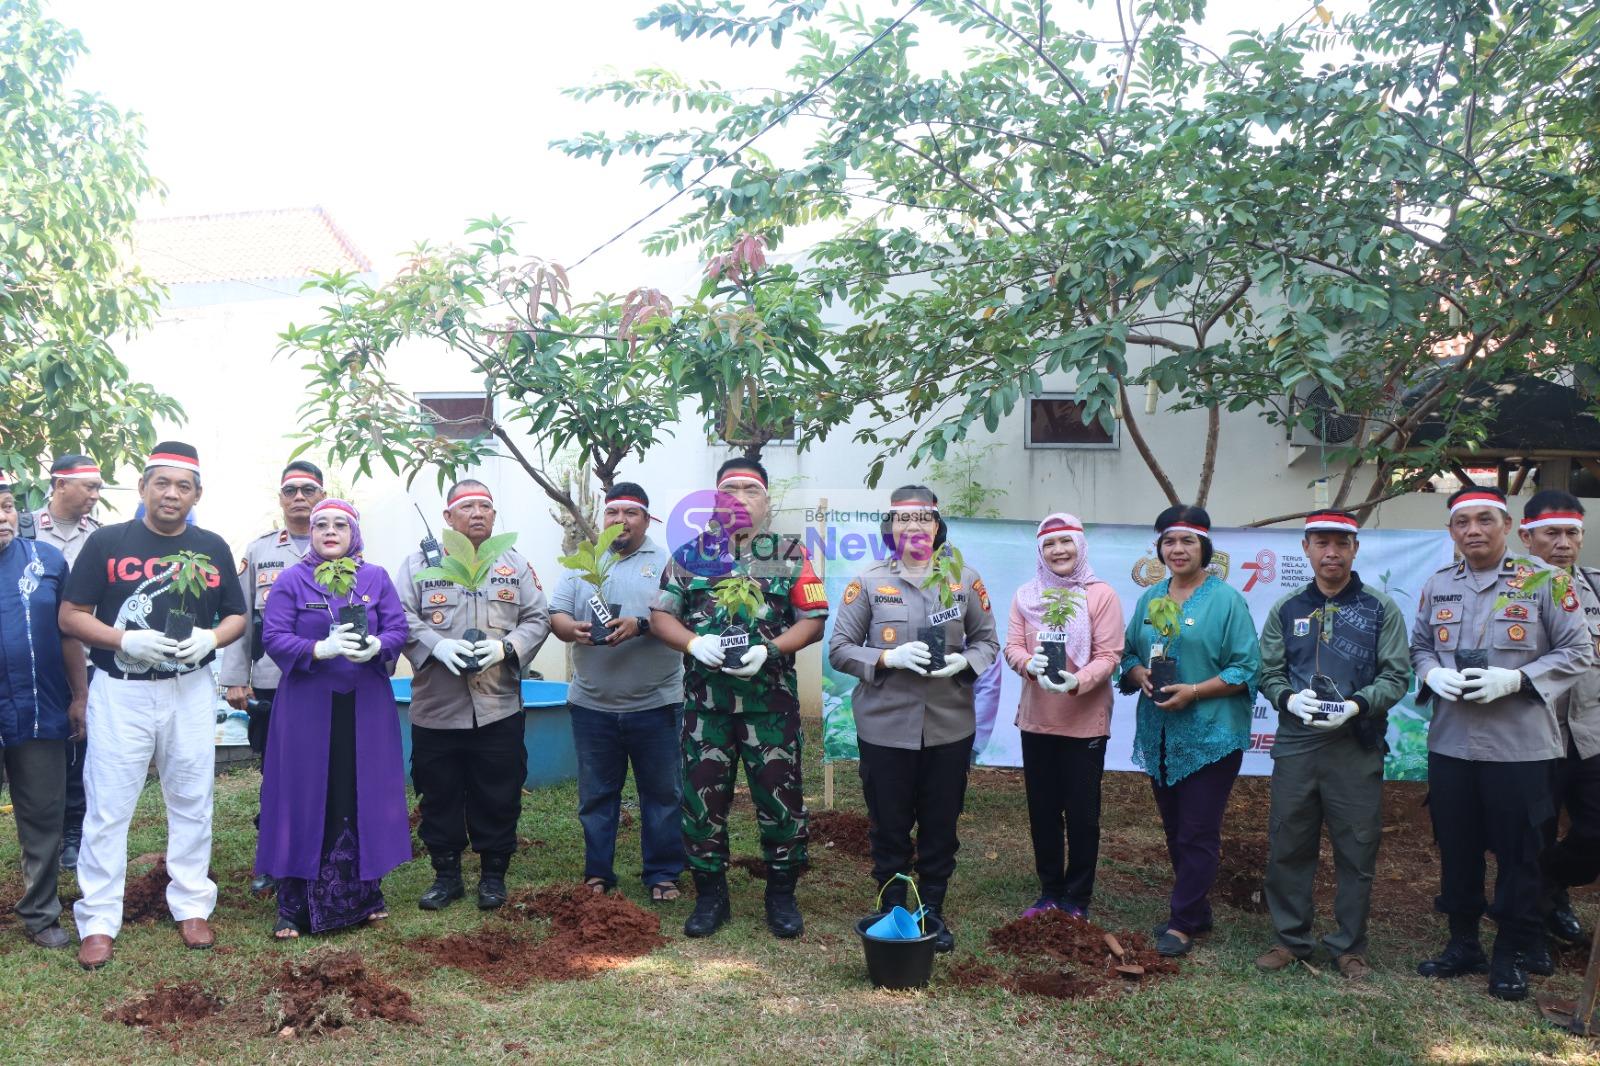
[391,678,576,789]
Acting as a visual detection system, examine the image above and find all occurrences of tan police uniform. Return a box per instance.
[218,528,310,695]
[1545,566,1600,890]
[826,554,999,896]
[31,507,99,569]
[1408,553,1593,956]
[396,545,550,868]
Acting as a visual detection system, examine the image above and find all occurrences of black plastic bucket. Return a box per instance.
[855,914,944,990]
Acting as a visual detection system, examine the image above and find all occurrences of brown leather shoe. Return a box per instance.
[1336,953,1371,980]
[177,917,214,950]
[78,934,114,970]
[1255,945,1300,972]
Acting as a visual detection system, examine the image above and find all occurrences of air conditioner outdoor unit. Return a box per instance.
[1288,381,1365,448]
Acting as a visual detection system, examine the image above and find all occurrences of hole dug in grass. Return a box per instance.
[414,883,667,987]
[263,949,421,1036]
[945,909,1180,1001]
[106,981,225,1029]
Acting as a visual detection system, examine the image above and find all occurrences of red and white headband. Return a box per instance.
[889,499,940,515]
[145,451,200,475]
[55,463,102,481]
[1162,523,1211,540]
[1036,515,1083,540]
[446,489,494,511]
[311,499,359,524]
[1304,512,1360,535]
[281,470,323,489]
[1521,511,1584,531]
[604,495,662,522]
[717,471,767,491]
[1449,492,1507,516]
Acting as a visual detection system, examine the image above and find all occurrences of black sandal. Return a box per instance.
[273,918,305,940]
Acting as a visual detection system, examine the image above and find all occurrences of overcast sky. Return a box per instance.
[58,0,1349,300]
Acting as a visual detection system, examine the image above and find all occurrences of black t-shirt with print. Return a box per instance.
[63,519,247,679]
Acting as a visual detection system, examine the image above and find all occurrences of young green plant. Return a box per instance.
[1145,595,1182,697]
[159,550,218,643]
[709,574,765,670]
[918,544,966,671]
[557,523,626,644]
[414,528,520,671]
[314,556,360,598]
[1038,587,1082,680]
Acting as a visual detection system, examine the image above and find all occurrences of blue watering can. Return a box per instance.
[862,873,927,940]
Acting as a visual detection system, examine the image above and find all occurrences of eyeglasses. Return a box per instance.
[281,485,321,498]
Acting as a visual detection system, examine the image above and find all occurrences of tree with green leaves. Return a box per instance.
[558,0,1600,521]
[281,217,681,542]
[0,0,178,497]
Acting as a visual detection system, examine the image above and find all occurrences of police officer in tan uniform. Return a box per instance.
[1410,486,1593,1001]
[1516,490,1600,950]
[32,454,102,871]
[219,460,325,894]
[827,485,999,952]
[398,480,550,911]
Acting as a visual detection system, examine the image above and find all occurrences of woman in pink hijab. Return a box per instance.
[1004,513,1125,919]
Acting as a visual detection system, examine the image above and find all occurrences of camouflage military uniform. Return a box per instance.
[656,533,828,875]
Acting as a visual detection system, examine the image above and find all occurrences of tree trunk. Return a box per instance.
[1117,381,1180,507]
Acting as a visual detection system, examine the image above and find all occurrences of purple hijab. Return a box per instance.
[1014,512,1103,669]
[307,497,364,561]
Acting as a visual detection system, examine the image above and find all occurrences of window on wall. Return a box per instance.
[418,392,492,440]
[1025,394,1118,449]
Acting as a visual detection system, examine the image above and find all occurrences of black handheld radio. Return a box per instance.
[414,502,443,567]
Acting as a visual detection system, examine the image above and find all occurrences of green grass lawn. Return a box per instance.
[1,721,1595,1065]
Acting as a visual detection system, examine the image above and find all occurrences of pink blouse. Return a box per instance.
[1004,583,1126,738]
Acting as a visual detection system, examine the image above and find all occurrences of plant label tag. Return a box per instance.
[720,631,750,652]
[587,595,614,625]
[930,605,963,627]
[1039,630,1067,642]
[1151,642,1165,659]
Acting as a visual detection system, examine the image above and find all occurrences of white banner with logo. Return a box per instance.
[820,518,1452,780]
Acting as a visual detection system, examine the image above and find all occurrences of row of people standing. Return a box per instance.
[2,442,1594,998]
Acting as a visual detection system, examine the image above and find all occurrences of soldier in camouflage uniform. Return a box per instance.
[650,458,829,939]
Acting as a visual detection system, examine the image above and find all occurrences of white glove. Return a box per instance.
[314,624,362,661]
[430,637,477,675]
[686,634,725,668]
[722,642,769,678]
[928,652,970,679]
[472,638,507,669]
[1461,666,1523,704]
[884,641,932,675]
[1025,650,1049,677]
[1039,670,1078,694]
[120,628,178,664]
[1425,667,1467,701]
[1285,689,1321,725]
[1308,700,1359,730]
[172,628,218,666]
[344,635,383,663]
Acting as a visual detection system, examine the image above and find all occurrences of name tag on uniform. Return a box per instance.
[304,601,328,610]
[930,605,963,626]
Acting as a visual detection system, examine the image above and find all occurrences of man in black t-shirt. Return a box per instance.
[58,442,247,970]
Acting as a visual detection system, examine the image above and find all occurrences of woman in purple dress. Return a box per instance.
[256,499,411,939]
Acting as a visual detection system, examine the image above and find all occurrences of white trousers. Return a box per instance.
[73,669,218,939]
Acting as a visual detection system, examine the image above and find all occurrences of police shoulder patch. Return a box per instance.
[528,564,542,591]
[973,577,990,612]
[843,579,861,606]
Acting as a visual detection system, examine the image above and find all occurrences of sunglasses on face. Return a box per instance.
[282,485,321,498]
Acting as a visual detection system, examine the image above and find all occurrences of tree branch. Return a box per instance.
[1118,381,1180,506]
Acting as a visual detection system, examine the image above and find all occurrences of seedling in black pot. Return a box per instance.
[557,525,627,647]
[159,551,218,648]
[1038,587,1083,684]
[412,528,521,676]
[709,576,764,671]
[918,545,967,674]
[1146,596,1182,696]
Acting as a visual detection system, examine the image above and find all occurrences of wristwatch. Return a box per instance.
[501,639,516,666]
[636,615,651,635]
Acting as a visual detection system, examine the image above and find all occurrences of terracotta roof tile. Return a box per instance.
[133,206,372,285]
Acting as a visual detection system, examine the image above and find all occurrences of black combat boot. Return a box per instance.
[59,829,82,872]
[920,881,955,954]
[1488,944,1529,1001]
[873,876,908,918]
[418,852,465,911]
[1417,915,1488,978]
[477,852,510,910]
[684,871,731,938]
[1547,891,1585,947]
[764,867,805,939]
